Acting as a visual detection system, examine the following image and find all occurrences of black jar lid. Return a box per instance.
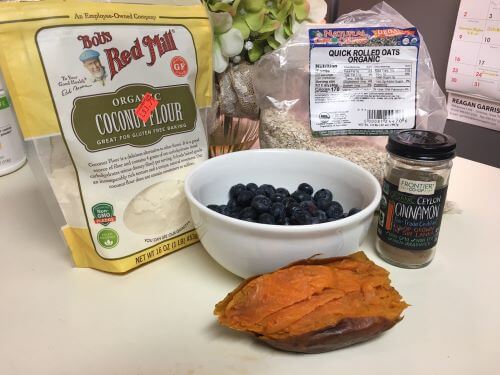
[387,130,457,161]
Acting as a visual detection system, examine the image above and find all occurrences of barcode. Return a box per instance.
[367,109,405,121]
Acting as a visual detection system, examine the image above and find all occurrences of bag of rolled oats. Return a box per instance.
[254,2,447,183]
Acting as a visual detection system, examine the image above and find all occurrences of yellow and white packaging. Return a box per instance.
[0,0,212,272]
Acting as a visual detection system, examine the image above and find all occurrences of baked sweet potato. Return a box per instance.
[214,252,408,353]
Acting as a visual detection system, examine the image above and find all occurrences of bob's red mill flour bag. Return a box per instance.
[0,0,212,272]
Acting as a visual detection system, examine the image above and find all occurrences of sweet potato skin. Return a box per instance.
[215,252,407,353]
[258,316,399,354]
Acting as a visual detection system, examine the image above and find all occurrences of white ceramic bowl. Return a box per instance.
[184,149,381,278]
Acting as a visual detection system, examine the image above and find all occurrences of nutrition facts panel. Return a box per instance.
[446,0,500,131]
[308,26,420,136]
[310,46,417,135]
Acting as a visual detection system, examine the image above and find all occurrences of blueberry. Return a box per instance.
[270,193,286,203]
[251,195,272,214]
[285,201,300,217]
[246,183,258,193]
[271,203,286,225]
[243,217,256,222]
[311,217,320,225]
[239,206,257,220]
[229,183,246,199]
[259,184,276,198]
[291,190,312,203]
[282,197,295,207]
[299,200,318,216]
[316,198,332,211]
[271,202,285,211]
[236,190,254,207]
[316,210,328,223]
[314,188,333,203]
[325,201,344,220]
[258,213,275,225]
[227,199,239,211]
[291,209,313,225]
[254,187,267,197]
[348,208,361,216]
[276,187,290,197]
[298,183,314,195]
[222,206,238,218]
[218,204,227,212]
[207,204,221,213]
[226,199,242,217]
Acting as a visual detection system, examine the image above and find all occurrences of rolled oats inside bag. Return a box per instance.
[254,2,447,183]
[0,0,212,272]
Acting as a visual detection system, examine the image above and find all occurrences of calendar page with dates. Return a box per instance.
[446,0,500,131]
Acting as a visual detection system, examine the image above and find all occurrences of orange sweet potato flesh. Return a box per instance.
[214,252,408,353]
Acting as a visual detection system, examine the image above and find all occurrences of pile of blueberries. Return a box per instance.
[207,183,360,225]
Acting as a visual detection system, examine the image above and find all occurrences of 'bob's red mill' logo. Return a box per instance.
[77,31,178,79]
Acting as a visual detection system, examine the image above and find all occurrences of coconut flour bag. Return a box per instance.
[0,0,212,272]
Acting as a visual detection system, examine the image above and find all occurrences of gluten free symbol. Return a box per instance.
[170,56,188,77]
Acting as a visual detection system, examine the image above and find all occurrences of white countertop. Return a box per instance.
[0,157,499,375]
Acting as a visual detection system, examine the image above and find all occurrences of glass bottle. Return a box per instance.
[376,130,456,268]
[0,82,26,177]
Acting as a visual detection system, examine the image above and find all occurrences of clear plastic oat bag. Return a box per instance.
[254,2,447,182]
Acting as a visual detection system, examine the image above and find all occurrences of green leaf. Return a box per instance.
[283,16,293,37]
[267,36,281,49]
[277,0,290,10]
[267,1,279,16]
[208,2,233,13]
[274,24,287,44]
[293,0,310,22]
[245,8,267,31]
[259,17,281,33]
[276,0,293,21]
[248,41,265,62]
[232,14,251,39]
[232,0,242,10]
[256,31,273,41]
[242,0,266,13]
[209,11,233,35]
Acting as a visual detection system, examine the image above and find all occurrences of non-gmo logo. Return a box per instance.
[92,202,116,226]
